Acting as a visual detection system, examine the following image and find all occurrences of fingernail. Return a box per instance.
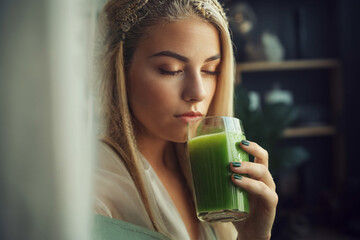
[232,162,241,167]
[233,174,242,180]
[241,140,250,146]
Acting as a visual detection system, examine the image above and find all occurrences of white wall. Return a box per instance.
[0,0,99,239]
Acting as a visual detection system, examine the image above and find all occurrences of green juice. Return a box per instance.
[188,131,249,222]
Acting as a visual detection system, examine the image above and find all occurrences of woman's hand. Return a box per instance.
[231,140,278,240]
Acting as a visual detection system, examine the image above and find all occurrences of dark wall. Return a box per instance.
[337,0,360,231]
[227,0,360,237]
[228,0,339,60]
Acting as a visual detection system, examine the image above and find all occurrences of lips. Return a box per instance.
[174,111,203,124]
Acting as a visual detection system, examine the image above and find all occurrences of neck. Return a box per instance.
[136,134,177,172]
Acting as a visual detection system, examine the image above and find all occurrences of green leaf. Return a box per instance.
[234,85,308,176]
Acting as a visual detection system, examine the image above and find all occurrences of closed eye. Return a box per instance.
[159,68,182,75]
[202,70,220,76]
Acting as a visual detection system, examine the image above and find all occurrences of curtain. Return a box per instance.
[0,0,101,239]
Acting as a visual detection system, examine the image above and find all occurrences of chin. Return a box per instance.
[170,135,187,143]
[167,131,188,143]
[174,138,187,143]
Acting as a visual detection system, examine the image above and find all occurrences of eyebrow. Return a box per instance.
[148,51,221,63]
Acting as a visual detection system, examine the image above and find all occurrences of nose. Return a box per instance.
[182,72,207,103]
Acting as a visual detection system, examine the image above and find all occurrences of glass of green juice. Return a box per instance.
[187,116,249,222]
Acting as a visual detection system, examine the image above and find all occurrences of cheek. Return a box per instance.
[129,78,177,113]
[205,79,217,105]
[210,80,217,98]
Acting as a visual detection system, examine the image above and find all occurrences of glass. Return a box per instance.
[187,116,249,222]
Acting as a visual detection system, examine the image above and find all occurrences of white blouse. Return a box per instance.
[93,143,237,240]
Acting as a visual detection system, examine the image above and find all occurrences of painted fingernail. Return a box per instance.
[232,162,241,167]
[233,174,242,180]
[241,140,250,146]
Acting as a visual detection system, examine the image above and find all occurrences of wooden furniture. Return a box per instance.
[235,59,345,193]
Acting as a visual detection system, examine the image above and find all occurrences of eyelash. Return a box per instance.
[159,69,182,75]
[159,69,220,76]
[202,70,220,76]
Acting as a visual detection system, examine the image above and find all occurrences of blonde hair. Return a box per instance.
[98,0,235,237]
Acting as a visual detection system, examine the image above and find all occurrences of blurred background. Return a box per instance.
[1,0,359,240]
[223,0,360,239]
[0,0,100,239]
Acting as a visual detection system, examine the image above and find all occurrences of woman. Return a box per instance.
[93,0,277,239]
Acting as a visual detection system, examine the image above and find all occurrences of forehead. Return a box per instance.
[135,18,221,59]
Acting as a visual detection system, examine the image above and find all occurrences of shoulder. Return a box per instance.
[93,142,153,229]
[93,142,133,217]
[94,142,138,198]
[96,142,128,174]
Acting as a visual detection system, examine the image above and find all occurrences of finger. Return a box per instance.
[239,140,269,168]
[230,161,275,191]
[231,174,278,208]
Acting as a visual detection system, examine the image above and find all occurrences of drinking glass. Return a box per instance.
[187,116,249,222]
